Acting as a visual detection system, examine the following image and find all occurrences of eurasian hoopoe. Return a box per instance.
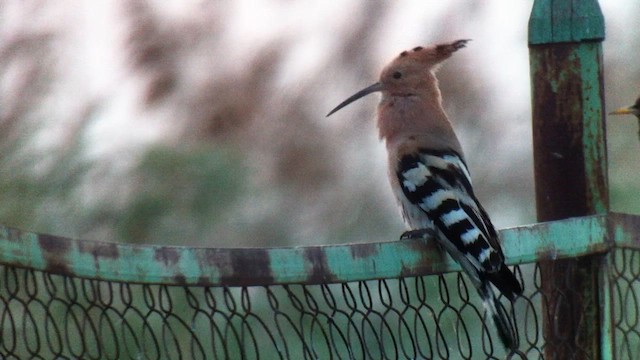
[327,39,522,350]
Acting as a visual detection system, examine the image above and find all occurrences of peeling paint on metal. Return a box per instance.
[39,233,71,253]
[1,213,640,286]
[579,43,608,215]
[154,247,180,266]
[608,213,640,249]
[529,2,607,357]
[303,247,338,284]
[220,248,274,286]
[38,234,72,275]
[78,242,119,259]
[349,243,379,259]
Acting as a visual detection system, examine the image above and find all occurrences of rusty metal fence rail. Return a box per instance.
[1,213,640,359]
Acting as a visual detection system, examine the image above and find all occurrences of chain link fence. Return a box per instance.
[0,245,634,360]
[612,248,640,360]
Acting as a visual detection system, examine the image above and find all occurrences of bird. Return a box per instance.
[327,39,523,350]
[609,96,640,140]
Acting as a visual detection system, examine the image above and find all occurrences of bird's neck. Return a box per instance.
[376,93,462,154]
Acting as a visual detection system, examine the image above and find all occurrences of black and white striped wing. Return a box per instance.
[396,148,503,273]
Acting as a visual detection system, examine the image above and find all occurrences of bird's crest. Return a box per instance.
[392,39,470,67]
[381,39,470,82]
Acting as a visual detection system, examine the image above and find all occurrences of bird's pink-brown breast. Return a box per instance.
[377,97,464,157]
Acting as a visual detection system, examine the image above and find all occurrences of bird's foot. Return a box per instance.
[400,228,436,241]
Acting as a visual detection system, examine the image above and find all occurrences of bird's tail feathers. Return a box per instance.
[479,284,518,351]
[486,264,523,301]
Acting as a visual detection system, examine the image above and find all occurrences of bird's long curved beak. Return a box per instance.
[326,82,383,117]
[609,106,635,115]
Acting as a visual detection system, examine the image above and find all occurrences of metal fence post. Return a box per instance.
[528,0,609,358]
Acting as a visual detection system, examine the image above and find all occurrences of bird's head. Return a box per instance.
[610,97,640,119]
[327,39,470,117]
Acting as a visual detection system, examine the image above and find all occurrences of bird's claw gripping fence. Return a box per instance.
[1,213,640,359]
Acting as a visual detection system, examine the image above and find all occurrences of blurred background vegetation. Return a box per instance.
[0,1,639,248]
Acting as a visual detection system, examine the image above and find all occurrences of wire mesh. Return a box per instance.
[0,247,636,359]
[611,247,640,360]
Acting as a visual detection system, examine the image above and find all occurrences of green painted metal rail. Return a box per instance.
[1,212,639,287]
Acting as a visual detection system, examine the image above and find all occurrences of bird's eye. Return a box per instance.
[393,71,402,79]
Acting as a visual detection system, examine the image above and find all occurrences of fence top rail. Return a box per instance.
[0,212,638,286]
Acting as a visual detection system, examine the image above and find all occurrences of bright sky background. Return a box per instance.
[2,1,639,246]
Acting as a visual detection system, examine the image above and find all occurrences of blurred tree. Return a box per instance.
[1,1,637,248]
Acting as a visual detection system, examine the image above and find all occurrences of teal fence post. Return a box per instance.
[528,0,609,358]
